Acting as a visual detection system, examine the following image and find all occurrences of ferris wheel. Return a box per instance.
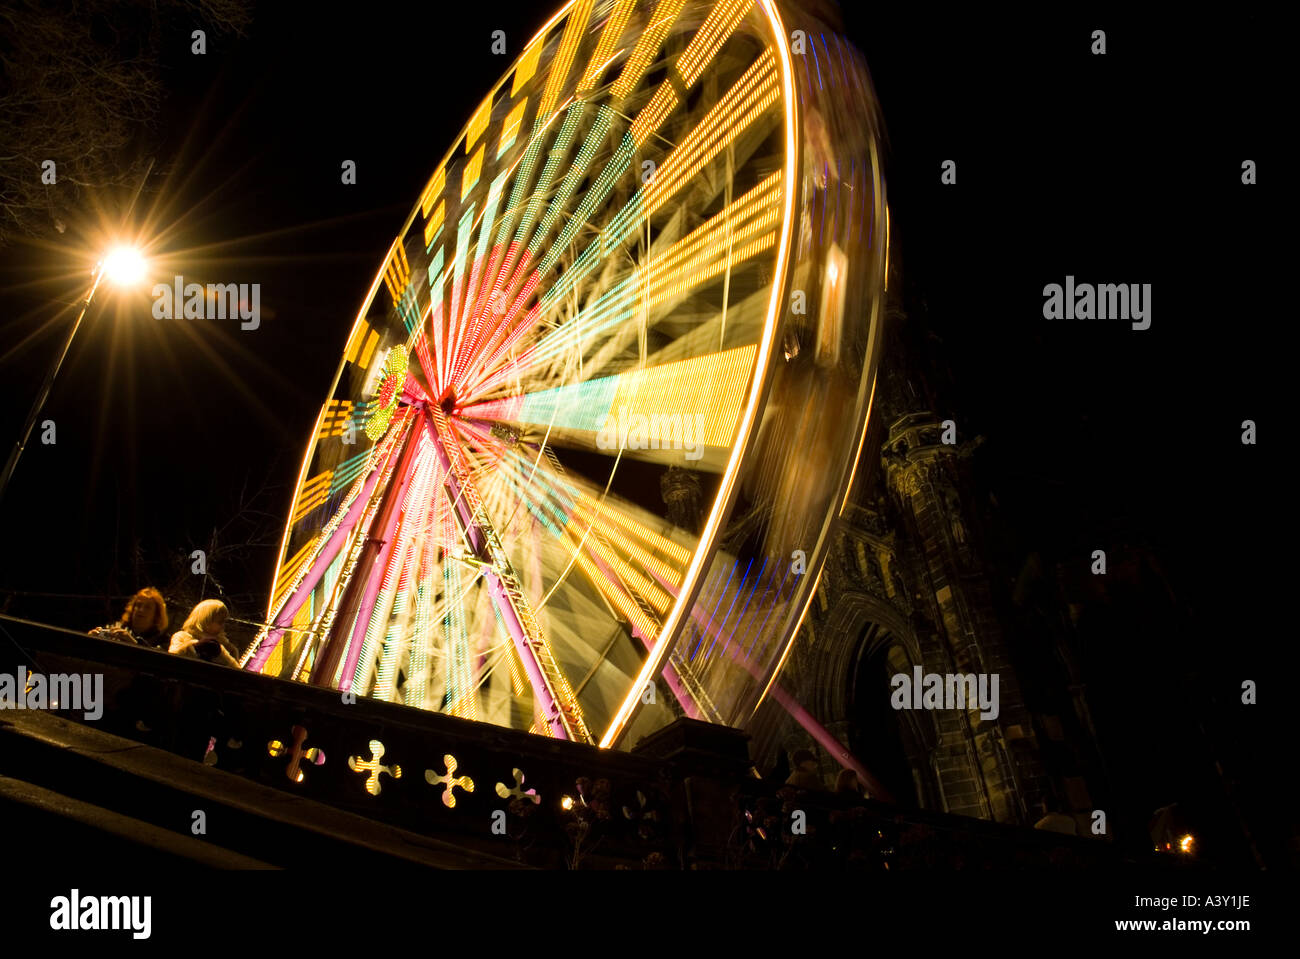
[248,0,888,755]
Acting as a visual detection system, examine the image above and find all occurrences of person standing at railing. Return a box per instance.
[835,768,869,800]
[88,588,170,649]
[169,599,240,667]
[785,749,826,790]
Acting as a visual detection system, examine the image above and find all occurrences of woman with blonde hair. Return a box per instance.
[89,587,170,648]
[169,599,240,667]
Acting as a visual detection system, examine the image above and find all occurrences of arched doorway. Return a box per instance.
[848,624,935,808]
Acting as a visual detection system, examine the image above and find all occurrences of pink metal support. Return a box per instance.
[767,684,892,802]
[246,452,389,672]
[310,418,422,687]
[422,414,569,739]
[336,428,425,691]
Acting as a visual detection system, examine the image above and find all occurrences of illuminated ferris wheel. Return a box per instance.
[249,0,889,755]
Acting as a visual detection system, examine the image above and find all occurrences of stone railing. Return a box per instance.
[726,781,1133,870]
[1,615,1153,870]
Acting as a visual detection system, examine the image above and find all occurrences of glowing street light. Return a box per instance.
[102,245,148,287]
[0,243,152,504]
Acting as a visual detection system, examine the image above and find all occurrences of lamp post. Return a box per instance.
[0,245,148,506]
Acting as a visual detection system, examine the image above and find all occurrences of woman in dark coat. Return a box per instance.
[89,588,170,648]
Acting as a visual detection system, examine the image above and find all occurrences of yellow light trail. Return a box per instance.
[610,0,687,100]
[601,0,798,749]
[577,489,689,563]
[628,81,678,147]
[423,200,445,249]
[466,94,493,149]
[315,399,357,439]
[498,450,677,621]
[677,0,753,87]
[484,176,778,390]
[461,143,485,200]
[497,98,529,157]
[573,494,685,588]
[599,344,757,449]
[291,469,333,524]
[272,534,321,610]
[636,185,778,307]
[577,0,636,94]
[570,501,676,611]
[420,168,445,219]
[537,0,595,119]
[505,446,689,586]
[560,527,661,641]
[613,51,776,243]
[382,243,411,306]
[512,39,544,96]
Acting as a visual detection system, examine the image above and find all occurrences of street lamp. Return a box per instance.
[102,245,147,287]
[0,244,150,505]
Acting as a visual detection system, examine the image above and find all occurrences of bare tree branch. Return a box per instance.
[0,0,252,245]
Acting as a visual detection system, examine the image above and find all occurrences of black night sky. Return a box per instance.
[0,2,1284,870]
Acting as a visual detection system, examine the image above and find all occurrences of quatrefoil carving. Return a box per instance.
[495,767,540,804]
[348,740,402,796]
[267,725,326,783]
[425,753,474,808]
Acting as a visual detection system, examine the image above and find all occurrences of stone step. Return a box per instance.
[0,774,275,868]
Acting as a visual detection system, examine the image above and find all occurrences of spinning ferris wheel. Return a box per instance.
[248,0,888,758]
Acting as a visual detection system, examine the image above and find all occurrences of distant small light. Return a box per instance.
[1179,834,1194,854]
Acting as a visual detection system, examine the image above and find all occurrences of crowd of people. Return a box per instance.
[88,588,243,667]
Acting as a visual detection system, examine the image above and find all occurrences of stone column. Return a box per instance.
[882,412,1048,823]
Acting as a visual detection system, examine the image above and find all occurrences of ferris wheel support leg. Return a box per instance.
[246,445,391,672]
[335,429,424,692]
[483,573,567,738]
[422,412,570,740]
[310,418,423,689]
